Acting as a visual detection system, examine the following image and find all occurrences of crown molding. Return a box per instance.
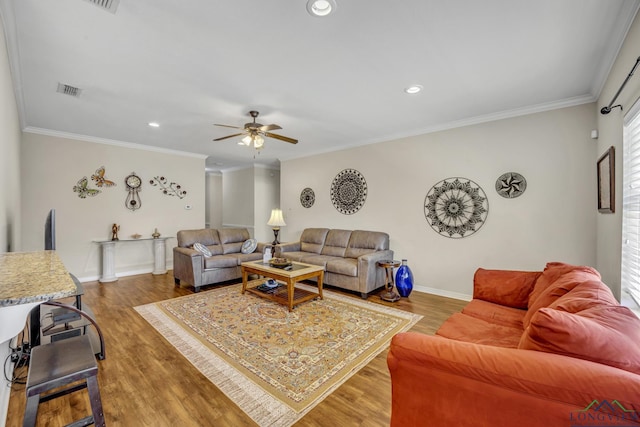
[23,126,208,159]
[279,94,596,162]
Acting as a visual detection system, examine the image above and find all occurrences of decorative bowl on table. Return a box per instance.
[269,257,292,268]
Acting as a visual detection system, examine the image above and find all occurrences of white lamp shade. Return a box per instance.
[267,209,286,227]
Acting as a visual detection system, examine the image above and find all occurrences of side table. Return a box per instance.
[378,259,401,302]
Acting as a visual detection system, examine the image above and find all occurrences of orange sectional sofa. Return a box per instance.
[387,262,640,427]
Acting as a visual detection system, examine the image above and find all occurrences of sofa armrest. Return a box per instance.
[387,332,640,427]
[357,250,394,294]
[256,242,269,255]
[276,241,301,255]
[172,247,204,287]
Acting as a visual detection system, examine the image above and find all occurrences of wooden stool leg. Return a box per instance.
[23,395,40,427]
[86,375,106,427]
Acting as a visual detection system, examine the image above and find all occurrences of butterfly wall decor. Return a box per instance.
[73,177,101,198]
[91,166,116,187]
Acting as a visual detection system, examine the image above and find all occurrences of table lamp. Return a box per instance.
[267,209,286,255]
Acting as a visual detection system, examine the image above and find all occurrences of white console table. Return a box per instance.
[93,237,171,283]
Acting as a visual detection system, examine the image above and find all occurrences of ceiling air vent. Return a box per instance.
[83,0,120,14]
[57,83,82,98]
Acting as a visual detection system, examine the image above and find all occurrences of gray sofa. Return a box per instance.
[173,228,266,292]
[275,228,393,298]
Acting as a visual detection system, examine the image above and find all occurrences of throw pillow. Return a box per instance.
[241,238,258,254]
[519,305,640,375]
[193,242,212,257]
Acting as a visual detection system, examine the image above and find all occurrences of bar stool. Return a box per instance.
[23,334,105,427]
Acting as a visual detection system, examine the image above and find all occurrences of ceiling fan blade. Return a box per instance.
[264,132,298,144]
[213,133,245,141]
[214,124,243,130]
[259,124,282,132]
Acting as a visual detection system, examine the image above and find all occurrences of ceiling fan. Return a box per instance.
[213,110,298,149]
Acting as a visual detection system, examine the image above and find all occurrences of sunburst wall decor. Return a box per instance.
[424,177,488,238]
[495,172,526,198]
[330,169,367,215]
[300,187,315,208]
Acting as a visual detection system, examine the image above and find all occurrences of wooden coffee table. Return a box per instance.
[241,260,325,311]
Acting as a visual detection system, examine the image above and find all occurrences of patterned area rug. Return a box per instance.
[135,283,421,427]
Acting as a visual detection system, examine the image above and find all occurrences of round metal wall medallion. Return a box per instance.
[495,172,527,198]
[300,187,315,208]
[424,177,489,238]
[330,169,367,215]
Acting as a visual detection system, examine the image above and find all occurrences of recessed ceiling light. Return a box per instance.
[306,0,336,17]
[404,85,423,94]
[148,122,160,127]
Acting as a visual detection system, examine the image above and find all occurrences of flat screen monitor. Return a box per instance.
[45,208,56,250]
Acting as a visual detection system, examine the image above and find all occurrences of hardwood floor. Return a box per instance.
[6,272,466,427]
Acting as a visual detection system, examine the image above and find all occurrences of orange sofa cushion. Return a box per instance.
[519,305,640,375]
[548,280,618,313]
[473,268,541,309]
[436,312,522,348]
[461,299,526,329]
[523,267,601,328]
[527,262,600,307]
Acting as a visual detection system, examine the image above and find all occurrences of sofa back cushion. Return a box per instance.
[345,230,389,258]
[548,280,618,313]
[528,262,599,306]
[177,229,224,256]
[218,228,250,254]
[473,268,541,309]
[519,305,640,375]
[321,229,352,257]
[300,228,330,254]
[523,267,601,328]
[177,229,220,248]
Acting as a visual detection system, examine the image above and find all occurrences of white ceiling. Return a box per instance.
[1,0,639,172]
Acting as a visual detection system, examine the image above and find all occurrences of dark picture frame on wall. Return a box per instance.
[597,146,615,213]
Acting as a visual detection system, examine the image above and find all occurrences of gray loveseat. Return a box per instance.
[275,228,393,298]
[173,228,266,292]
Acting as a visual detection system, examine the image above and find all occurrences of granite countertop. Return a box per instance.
[0,251,77,307]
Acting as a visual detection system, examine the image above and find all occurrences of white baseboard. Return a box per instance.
[412,284,472,302]
[77,263,174,283]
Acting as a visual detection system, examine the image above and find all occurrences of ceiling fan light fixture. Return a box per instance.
[307,0,336,17]
[241,135,252,145]
[253,135,265,149]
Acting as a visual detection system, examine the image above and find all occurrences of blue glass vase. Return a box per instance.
[395,259,414,297]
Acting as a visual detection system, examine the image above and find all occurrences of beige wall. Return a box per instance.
[0,14,20,253]
[20,131,206,280]
[220,165,280,241]
[596,13,640,299]
[0,10,22,424]
[222,167,255,232]
[281,103,598,299]
[206,172,223,229]
[254,166,281,243]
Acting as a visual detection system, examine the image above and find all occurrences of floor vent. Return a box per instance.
[84,0,120,14]
[57,83,82,98]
